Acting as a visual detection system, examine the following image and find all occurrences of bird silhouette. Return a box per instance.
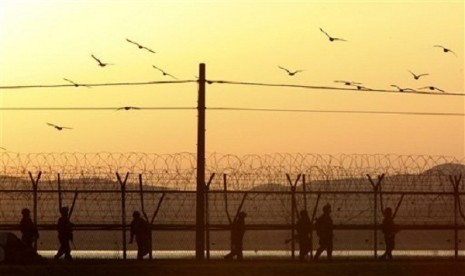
[391,85,414,92]
[334,80,361,86]
[278,66,304,76]
[46,123,73,131]
[0,147,6,151]
[433,45,457,56]
[320,28,347,42]
[126,38,156,54]
[408,71,429,80]
[152,65,177,79]
[419,86,445,93]
[116,106,141,111]
[63,78,91,88]
[91,54,114,67]
[349,84,370,91]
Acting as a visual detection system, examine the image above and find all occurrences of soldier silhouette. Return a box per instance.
[224,211,247,260]
[380,207,398,260]
[129,211,151,260]
[314,204,333,261]
[19,208,39,250]
[54,206,73,260]
[295,210,311,261]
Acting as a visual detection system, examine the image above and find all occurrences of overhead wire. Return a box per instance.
[0,80,197,89]
[0,79,463,97]
[207,107,465,117]
[209,80,465,97]
[0,106,463,117]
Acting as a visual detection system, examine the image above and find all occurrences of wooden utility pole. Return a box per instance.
[196,63,206,260]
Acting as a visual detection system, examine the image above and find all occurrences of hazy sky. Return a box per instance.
[0,0,463,158]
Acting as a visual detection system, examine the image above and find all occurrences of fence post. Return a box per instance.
[57,173,62,210]
[449,175,462,260]
[455,183,458,260]
[223,174,232,224]
[137,174,151,259]
[302,174,307,211]
[367,174,384,259]
[310,192,321,260]
[150,192,166,260]
[117,172,129,260]
[205,173,215,260]
[28,171,41,251]
[286,174,301,260]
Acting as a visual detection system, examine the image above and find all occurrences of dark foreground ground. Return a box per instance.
[1,259,465,276]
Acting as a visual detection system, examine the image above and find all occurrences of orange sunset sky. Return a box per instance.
[0,0,463,158]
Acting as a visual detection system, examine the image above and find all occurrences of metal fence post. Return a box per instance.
[367,174,384,259]
[28,171,41,251]
[286,174,301,260]
[205,173,215,260]
[117,172,129,260]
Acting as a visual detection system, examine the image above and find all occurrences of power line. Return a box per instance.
[207,107,465,117]
[210,80,465,97]
[0,106,462,116]
[0,107,195,111]
[1,79,463,97]
[0,80,197,89]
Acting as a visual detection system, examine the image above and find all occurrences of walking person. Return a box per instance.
[19,208,39,250]
[129,211,151,260]
[224,211,247,260]
[54,207,74,260]
[380,207,398,260]
[314,204,333,261]
[295,210,311,261]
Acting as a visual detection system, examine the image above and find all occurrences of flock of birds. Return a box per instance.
[45,28,458,133]
[63,38,176,87]
[49,38,175,132]
[277,28,457,93]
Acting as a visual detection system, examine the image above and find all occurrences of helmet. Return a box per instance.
[21,208,31,216]
[323,204,331,213]
[60,206,69,214]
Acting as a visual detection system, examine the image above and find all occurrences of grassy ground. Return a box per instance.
[1,259,465,276]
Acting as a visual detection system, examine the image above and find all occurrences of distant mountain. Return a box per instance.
[421,163,465,176]
[248,183,288,191]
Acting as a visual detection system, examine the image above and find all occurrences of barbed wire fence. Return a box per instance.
[0,152,464,259]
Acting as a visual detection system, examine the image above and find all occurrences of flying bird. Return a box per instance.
[46,123,73,131]
[91,54,114,67]
[419,86,445,93]
[433,45,457,56]
[391,85,414,92]
[349,84,370,91]
[278,66,304,76]
[152,65,177,79]
[116,106,141,111]
[319,28,347,42]
[63,78,90,88]
[126,38,156,54]
[408,71,429,80]
[334,80,361,86]
[0,147,6,151]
